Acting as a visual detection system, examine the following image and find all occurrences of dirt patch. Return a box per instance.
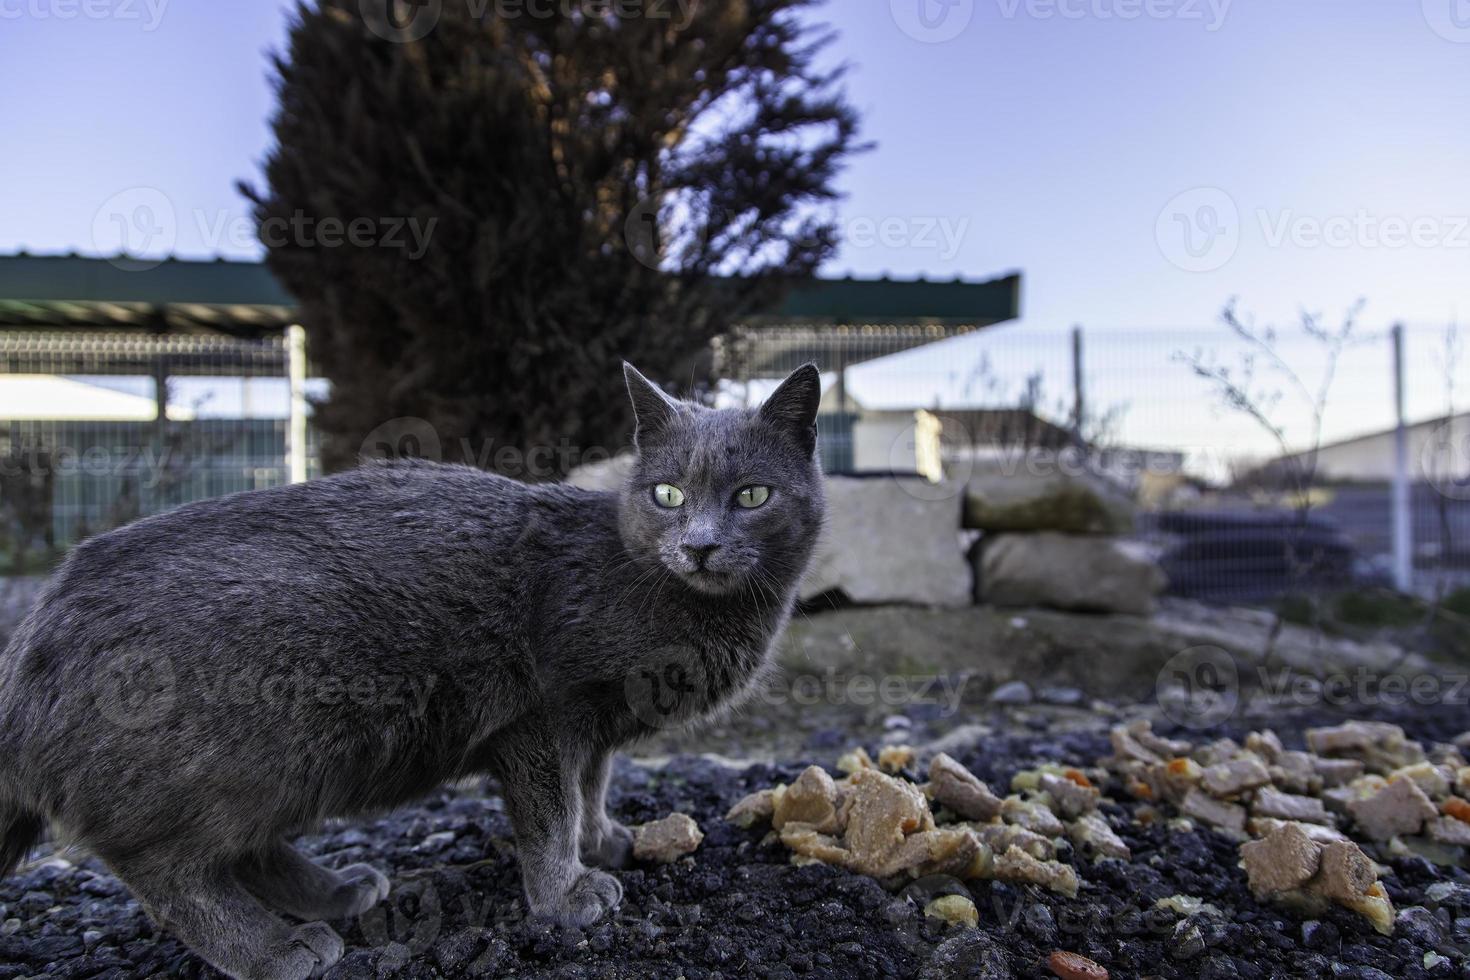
[5,703,1470,978]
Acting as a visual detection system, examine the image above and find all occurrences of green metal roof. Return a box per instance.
[0,253,1020,334]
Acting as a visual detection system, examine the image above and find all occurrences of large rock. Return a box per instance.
[775,598,1432,702]
[800,476,970,607]
[963,469,1134,535]
[563,453,636,492]
[978,533,1164,615]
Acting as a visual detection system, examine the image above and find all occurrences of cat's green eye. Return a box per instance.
[653,483,685,508]
[736,485,771,509]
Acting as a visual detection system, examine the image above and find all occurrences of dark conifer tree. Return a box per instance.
[243,0,860,475]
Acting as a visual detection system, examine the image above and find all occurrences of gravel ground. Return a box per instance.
[4,702,1470,979]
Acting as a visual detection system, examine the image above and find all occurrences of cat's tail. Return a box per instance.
[0,802,42,880]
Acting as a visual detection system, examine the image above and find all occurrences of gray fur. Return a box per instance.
[0,363,824,980]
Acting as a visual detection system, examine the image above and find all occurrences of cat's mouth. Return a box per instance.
[675,565,741,595]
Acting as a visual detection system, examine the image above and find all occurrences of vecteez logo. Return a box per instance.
[891,0,976,43]
[360,0,442,42]
[1155,187,1240,273]
[91,187,177,272]
[1423,0,1470,42]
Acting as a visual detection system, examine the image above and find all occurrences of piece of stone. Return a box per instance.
[1109,728,1163,766]
[843,767,934,860]
[801,476,972,607]
[1046,949,1110,980]
[563,452,636,491]
[924,894,979,928]
[877,828,984,881]
[1245,730,1284,762]
[632,813,704,864]
[963,468,1135,536]
[1191,737,1242,767]
[1200,757,1270,798]
[1335,882,1395,936]
[773,766,842,834]
[1239,823,1322,898]
[878,744,916,774]
[967,822,1056,860]
[991,845,1079,898]
[782,821,982,881]
[1038,685,1086,706]
[1311,839,1377,902]
[1322,774,1387,815]
[780,825,850,867]
[1452,767,1470,800]
[1311,756,1365,787]
[837,747,876,774]
[1426,816,1470,846]
[928,753,1004,822]
[1388,762,1451,800]
[1306,722,1425,774]
[725,789,776,829]
[1001,796,1065,838]
[990,680,1034,705]
[1269,751,1320,795]
[1068,813,1130,861]
[918,829,990,881]
[1347,778,1437,840]
[1127,720,1193,759]
[1179,788,1247,833]
[1307,721,1404,755]
[1145,757,1203,805]
[1252,786,1332,825]
[1429,744,1466,769]
[1039,772,1101,819]
[1246,818,1348,844]
[979,533,1165,616]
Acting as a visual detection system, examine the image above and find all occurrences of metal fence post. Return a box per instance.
[287,324,308,484]
[1391,323,1412,593]
[1071,325,1085,443]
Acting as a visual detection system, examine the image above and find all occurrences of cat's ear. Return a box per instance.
[758,363,822,457]
[623,362,684,446]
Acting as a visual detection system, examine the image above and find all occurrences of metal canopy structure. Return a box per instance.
[0,255,297,337]
[0,253,1021,378]
[0,253,1018,327]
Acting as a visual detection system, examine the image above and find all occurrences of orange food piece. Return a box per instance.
[1127,779,1154,800]
[1443,797,1470,824]
[1166,758,1192,775]
[1047,950,1109,980]
[1063,769,1094,788]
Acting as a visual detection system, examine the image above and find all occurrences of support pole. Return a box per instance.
[152,354,170,503]
[1390,323,1412,593]
[287,324,309,484]
[1071,325,1085,445]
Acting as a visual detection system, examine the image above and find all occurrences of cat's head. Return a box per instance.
[618,363,825,597]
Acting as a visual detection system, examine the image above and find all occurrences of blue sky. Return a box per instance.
[1,0,1466,460]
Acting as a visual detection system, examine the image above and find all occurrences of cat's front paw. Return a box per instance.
[583,821,635,870]
[250,921,343,980]
[540,869,623,928]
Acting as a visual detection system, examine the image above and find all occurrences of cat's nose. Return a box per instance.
[682,542,721,567]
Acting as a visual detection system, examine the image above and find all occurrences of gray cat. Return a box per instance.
[0,363,824,980]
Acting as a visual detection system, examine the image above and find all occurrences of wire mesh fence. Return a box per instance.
[0,330,318,574]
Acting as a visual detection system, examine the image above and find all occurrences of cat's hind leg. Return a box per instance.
[578,752,634,870]
[237,840,390,921]
[110,857,342,980]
